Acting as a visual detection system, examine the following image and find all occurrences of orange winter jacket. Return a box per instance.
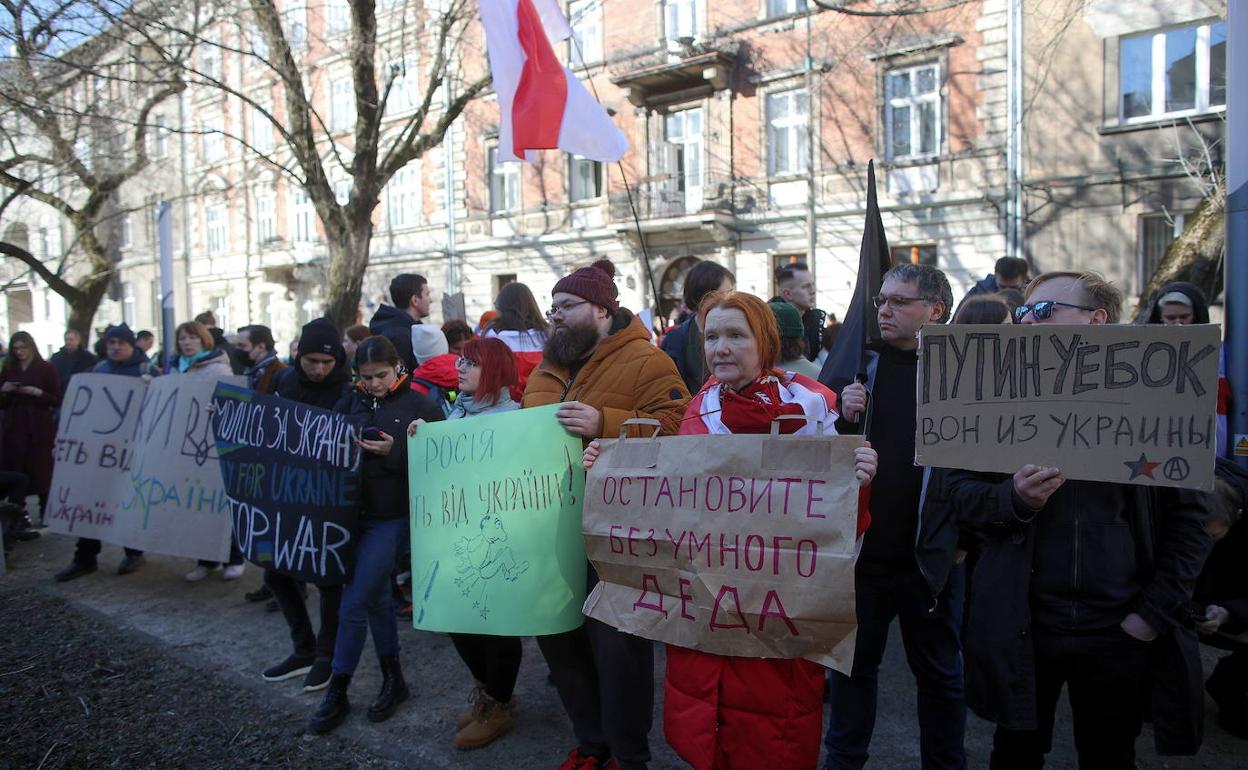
[521,314,689,438]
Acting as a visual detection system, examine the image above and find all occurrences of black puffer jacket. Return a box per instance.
[368,305,420,373]
[335,376,443,520]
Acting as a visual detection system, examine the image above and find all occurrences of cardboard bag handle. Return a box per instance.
[619,418,662,440]
[769,414,824,435]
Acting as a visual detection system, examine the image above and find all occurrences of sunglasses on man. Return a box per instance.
[1013,300,1098,323]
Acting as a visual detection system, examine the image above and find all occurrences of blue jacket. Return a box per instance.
[92,349,158,378]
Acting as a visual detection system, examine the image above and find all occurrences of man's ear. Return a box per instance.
[928,301,946,323]
[1090,307,1109,325]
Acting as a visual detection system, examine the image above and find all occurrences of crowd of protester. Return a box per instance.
[1,255,1245,770]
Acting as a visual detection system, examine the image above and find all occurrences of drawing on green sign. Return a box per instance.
[455,514,531,618]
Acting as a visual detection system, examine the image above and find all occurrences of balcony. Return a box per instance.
[609,172,736,221]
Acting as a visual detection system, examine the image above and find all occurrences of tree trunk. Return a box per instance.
[323,219,374,331]
[1132,188,1225,322]
[65,270,112,341]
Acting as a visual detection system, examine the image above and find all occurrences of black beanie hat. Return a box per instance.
[297,318,343,359]
[103,323,137,346]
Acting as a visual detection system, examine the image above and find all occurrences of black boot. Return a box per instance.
[307,672,351,734]
[367,654,410,722]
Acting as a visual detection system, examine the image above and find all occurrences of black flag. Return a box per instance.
[819,160,892,394]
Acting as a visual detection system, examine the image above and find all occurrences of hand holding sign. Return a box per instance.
[583,440,602,469]
[556,401,603,437]
[1013,465,1064,510]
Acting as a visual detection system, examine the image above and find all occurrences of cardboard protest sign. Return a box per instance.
[211,383,361,584]
[47,373,244,561]
[408,405,586,635]
[915,323,1221,490]
[582,429,865,674]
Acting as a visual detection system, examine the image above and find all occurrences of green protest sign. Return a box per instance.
[408,404,587,635]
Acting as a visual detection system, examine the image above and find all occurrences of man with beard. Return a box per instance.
[522,259,688,770]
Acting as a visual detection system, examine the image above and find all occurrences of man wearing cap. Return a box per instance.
[54,324,157,581]
[263,318,355,693]
[523,259,689,770]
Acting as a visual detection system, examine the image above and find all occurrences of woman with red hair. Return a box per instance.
[407,336,523,750]
[584,291,877,770]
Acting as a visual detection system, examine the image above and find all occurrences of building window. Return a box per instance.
[387,163,420,229]
[326,0,350,35]
[385,57,418,115]
[122,283,136,326]
[121,213,133,248]
[290,188,315,242]
[766,89,808,176]
[767,0,806,17]
[202,114,225,164]
[150,114,168,159]
[251,105,273,152]
[488,146,521,213]
[200,42,222,80]
[330,78,353,131]
[885,62,941,161]
[494,274,517,295]
[250,24,269,59]
[664,0,699,40]
[1140,212,1186,283]
[285,0,307,48]
[890,244,938,266]
[569,156,602,202]
[205,202,227,255]
[1119,20,1226,122]
[568,0,602,68]
[255,190,276,242]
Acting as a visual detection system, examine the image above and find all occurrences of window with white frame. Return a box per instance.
[202,114,226,164]
[151,114,168,159]
[664,0,699,40]
[488,146,520,213]
[767,88,809,176]
[569,156,603,201]
[1119,20,1226,122]
[385,57,419,115]
[885,62,941,161]
[255,190,276,242]
[285,0,307,48]
[250,24,269,59]
[1140,212,1187,283]
[767,0,806,17]
[290,188,315,241]
[121,213,133,248]
[327,0,350,34]
[569,0,602,68]
[205,201,228,254]
[251,104,273,152]
[386,163,420,229]
[201,41,222,80]
[331,78,353,131]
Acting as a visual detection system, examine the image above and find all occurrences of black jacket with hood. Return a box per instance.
[274,346,353,411]
[334,375,443,521]
[1146,281,1211,325]
[368,305,420,373]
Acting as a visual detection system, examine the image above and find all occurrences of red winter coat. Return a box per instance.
[663,372,870,770]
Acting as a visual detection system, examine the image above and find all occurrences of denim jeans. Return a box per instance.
[825,563,967,770]
[332,517,404,675]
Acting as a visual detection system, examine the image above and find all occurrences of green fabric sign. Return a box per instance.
[408,404,587,635]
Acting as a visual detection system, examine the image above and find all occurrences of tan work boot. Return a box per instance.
[456,683,486,730]
[454,694,515,750]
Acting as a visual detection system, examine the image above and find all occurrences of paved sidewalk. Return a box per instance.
[2,534,1243,768]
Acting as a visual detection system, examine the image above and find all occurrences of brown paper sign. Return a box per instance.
[915,323,1220,491]
[582,431,866,674]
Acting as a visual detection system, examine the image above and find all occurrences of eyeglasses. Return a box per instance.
[455,356,479,371]
[546,300,590,319]
[873,294,931,310]
[1013,300,1098,323]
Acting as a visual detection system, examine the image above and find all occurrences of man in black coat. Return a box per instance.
[49,329,97,398]
[368,273,431,373]
[948,271,1212,769]
[772,262,826,362]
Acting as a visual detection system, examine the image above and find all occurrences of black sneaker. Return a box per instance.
[245,585,273,602]
[116,553,144,575]
[265,598,281,613]
[263,655,315,682]
[55,562,97,582]
[304,660,333,692]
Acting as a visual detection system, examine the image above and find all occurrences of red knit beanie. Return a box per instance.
[553,259,619,311]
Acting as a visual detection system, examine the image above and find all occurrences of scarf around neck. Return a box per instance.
[718,373,806,435]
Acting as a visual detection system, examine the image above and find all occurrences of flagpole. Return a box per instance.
[1227,0,1247,467]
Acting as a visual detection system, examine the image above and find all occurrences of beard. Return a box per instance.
[544,321,602,368]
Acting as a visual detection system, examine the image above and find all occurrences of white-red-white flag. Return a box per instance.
[477,0,628,163]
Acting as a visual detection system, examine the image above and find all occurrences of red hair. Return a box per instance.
[697,290,781,372]
[460,337,517,405]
